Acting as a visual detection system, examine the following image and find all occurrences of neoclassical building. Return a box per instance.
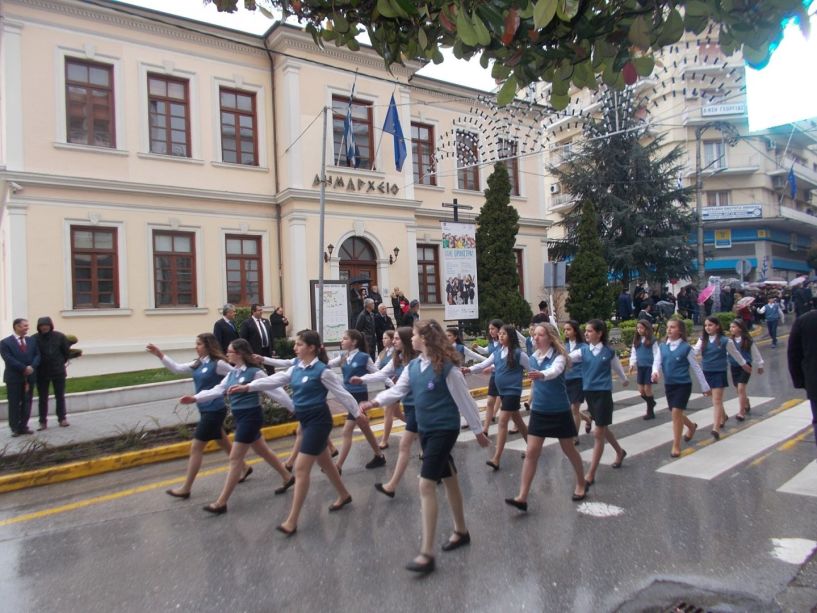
[0,0,552,375]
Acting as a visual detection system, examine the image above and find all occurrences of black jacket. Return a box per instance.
[355,309,377,356]
[374,312,394,339]
[269,312,289,339]
[32,317,70,377]
[239,316,273,356]
[213,318,239,352]
[788,309,817,400]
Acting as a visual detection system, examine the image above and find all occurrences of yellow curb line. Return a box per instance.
[0,380,534,494]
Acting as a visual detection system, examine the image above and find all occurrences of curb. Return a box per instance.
[0,382,508,493]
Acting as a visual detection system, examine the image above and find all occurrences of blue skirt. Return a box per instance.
[297,404,334,456]
[403,404,417,433]
[528,410,577,439]
[703,370,728,389]
[419,429,459,481]
[232,406,263,444]
[665,383,692,410]
[487,374,499,397]
[565,378,584,404]
[194,408,227,442]
[636,366,653,386]
[346,390,368,420]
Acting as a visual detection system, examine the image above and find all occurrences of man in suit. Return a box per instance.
[788,309,817,453]
[240,303,273,359]
[1,318,40,436]
[213,303,239,352]
[355,298,378,359]
[374,303,394,353]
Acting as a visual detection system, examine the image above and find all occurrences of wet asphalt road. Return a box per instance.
[0,345,815,613]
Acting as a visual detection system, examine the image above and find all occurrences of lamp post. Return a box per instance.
[694,120,739,285]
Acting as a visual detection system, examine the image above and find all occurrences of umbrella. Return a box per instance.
[697,285,715,304]
[761,279,787,287]
[736,296,755,309]
[790,275,808,287]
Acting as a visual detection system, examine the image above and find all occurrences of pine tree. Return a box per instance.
[475,163,533,329]
[566,200,615,323]
[549,87,695,287]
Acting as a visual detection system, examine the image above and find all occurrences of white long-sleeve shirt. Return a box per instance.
[691,336,747,366]
[457,344,485,362]
[373,355,482,434]
[327,349,379,375]
[467,346,531,373]
[730,337,765,368]
[160,354,232,377]
[244,358,361,418]
[629,338,661,375]
[531,347,566,380]
[656,338,711,392]
[259,356,298,369]
[191,365,294,412]
[568,343,629,382]
[758,303,785,324]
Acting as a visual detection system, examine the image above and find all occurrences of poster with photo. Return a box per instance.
[310,281,350,345]
[441,222,478,320]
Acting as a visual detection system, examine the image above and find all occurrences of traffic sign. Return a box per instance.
[736,259,753,276]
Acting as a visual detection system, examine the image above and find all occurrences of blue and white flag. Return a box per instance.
[341,82,359,168]
[787,166,797,199]
[382,94,407,172]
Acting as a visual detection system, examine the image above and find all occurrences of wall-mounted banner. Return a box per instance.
[441,222,479,320]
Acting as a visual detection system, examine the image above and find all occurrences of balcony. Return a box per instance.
[550,193,576,212]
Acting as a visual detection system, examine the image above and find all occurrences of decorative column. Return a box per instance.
[287,215,309,331]
[2,20,24,170]
[282,63,302,189]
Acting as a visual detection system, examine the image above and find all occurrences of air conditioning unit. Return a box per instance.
[550,183,561,194]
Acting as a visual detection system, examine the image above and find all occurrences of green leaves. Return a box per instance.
[533,0,557,30]
[496,75,518,105]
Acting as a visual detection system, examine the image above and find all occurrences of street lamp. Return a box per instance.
[695,121,739,285]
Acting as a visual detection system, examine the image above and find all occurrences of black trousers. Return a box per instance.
[37,374,67,423]
[6,379,33,433]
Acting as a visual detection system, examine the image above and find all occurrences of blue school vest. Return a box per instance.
[225,367,263,411]
[341,351,368,394]
[728,339,753,366]
[634,340,654,369]
[580,345,616,391]
[192,360,225,412]
[660,342,692,385]
[493,348,524,396]
[290,361,329,412]
[701,336,729,372]
[408,358,459,431]
[529,352,570,413]
[565,341,585,381]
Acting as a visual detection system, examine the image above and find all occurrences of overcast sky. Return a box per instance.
[115,0,497,91]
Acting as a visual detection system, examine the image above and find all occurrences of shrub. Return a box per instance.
[273,337,295,359]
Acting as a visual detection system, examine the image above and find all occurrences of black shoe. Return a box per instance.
[486,460,500,471]
[19,428,34,435]
[746,402,751,414]
[504,498,527,512]
[711,430,720,441]
[683,423,698,442]
[365,454,386,469]
[274,476,295,495]
[374,483,395,498]
[238,466,254,483]
[276,524,297,537]
[572,487,588,502]
[166,489,191,499]
[406,555,435,574]
[523,402,531,412]
[441,531,471,551]
[330,448,339,458]
[328,496,352,512]
[643,409,655,420]
[611,449,627,469]
[203,504,227,514]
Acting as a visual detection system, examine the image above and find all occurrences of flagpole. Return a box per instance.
[318,105,328,340]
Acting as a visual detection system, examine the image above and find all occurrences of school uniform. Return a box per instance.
[564,340,586,404]
[692,335,746,389]
[377,347,395,369]
[361,358,418,433]
[728,337,764,386]
[658,338,710,409]
[248,357,359,456]
[468,346,530,411]
[475,339,501,397]
[374,356,482,481]
[328,349,378,418]
[161,355,232,441]
[569,343,628,426]
[631,337,660,385]
[528,349,576,439]
[759,302,784,347]
[195,366,266,444]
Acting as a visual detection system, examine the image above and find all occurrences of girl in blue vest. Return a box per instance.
[563,320,590,443]
[464,324,530,470]
[728,319,765,421]
[692,317,750,440]
[568,320,629,486]
[627,319,661,420]
[759,295,785,348]
[232,330,365,535]
[506,323,588,512]
[654,319,711,457]
[180,339,294,514]
[375,330,398,449]
[362,320,489,574]
[446,327,484,363]
[147,333,256,498]
[351,326,418,497]
[328,329,386,472]
[472,319,504,435]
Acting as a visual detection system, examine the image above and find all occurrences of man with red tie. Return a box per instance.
[1,318,41,436]
[239,303,274,372]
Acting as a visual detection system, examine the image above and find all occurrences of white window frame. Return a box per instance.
[703,140,727,170]
[212,75,269,169]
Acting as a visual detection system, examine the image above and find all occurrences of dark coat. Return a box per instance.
[213,318,239,353]
[32,317,70,378]
[269,312,289,339]
[374,312,394,337]
[1,333,40,384]
[239,316,273,356]
[788,309,817,400]
[355,309,377,357]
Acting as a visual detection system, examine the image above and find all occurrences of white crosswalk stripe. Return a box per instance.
[778,460,817,498]
[657,400,811,480]
[580,396,774,464]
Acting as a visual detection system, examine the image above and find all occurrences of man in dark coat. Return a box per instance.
[374,303,395,353]
[788,309,817,453]
[213,303,239,352]
[1,318,40,436]
[616,289,633,321]
[240,303,273,357]
[355,298,378,359]
[368,284,383,309]
[32,316,71,428]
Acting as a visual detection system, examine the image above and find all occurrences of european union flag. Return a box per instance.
[382,94,407,172]
[787,166,797,199]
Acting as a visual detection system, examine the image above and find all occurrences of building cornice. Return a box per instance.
[6,0,267,58]
[415,207,553,228]
[275,187,422,212]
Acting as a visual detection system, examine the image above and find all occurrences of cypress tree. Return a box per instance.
[475,163,533,328]
[566,200,615,323]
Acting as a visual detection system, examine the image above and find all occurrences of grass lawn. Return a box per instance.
[0,368,190,401]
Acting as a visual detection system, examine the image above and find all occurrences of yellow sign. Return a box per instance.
[714,229,732,248]
[757,229,768,238]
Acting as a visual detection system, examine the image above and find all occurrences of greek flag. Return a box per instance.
[342,83,360,168]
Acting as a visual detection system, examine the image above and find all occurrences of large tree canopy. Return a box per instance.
[211,0,808,108]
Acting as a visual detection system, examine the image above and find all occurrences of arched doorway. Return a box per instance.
[339,237,377,327]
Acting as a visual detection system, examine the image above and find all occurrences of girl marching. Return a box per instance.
[464,324,530,471]
[563,320,590,443]
[231,330,365,534]
[628,319,661,420]
[472,319,503,435]
[179,339,294,514]
[361,320,489,574]
[653,319,711,457]
[728,319,765,421]
[375,330,398,448]
[505,323,588,512]
[692,316,750,440]
[327,329,386,472]
[568,320,629,486]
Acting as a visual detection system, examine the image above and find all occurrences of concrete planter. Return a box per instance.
[0,378,191,421]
